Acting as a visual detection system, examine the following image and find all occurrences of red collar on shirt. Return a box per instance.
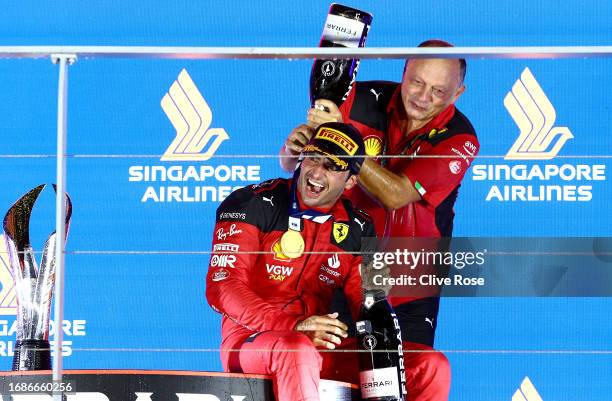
[386,86,456,153]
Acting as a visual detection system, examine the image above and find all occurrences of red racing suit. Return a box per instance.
[206,178,376,401]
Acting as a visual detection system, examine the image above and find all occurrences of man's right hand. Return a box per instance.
[280,124,314,172]
[294,312,348,349]
[285,124,314,155]
[280,99,344,172]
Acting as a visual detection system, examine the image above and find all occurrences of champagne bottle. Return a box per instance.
[309,3,373,107]
[356,290,407,401]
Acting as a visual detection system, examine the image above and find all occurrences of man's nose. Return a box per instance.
[309,163,326,178]
[415,86,432,102]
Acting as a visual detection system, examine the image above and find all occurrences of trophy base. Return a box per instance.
[12,339,52,371]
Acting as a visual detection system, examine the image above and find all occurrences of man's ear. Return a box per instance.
[451,84,466,104]
[344,174,358,190]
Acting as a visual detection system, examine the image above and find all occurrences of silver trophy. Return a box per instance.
[2,184,72,370]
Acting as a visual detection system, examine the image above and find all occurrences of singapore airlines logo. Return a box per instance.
[161,69,229,161]
[128,69,262,203]
[504,68,573,160]
[512,376,543,401]
[0,235,16,315]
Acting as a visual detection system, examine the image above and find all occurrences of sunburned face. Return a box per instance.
[400,58,465,128]
[297,153,357,210]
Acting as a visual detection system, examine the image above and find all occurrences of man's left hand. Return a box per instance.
[294,312,348,349]
[307,99,343,128]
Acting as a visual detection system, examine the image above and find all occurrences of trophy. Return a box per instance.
[2,184,72,370]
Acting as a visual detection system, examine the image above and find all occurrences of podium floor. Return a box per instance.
[0,369,359,400]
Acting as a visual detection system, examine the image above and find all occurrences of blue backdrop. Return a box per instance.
[1,1,611,400]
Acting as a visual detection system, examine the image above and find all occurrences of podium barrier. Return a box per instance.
[0,370,359,400]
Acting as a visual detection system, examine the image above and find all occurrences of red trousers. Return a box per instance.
[225,332,451,401]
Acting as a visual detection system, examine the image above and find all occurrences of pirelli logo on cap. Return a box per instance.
[315,128,358,155]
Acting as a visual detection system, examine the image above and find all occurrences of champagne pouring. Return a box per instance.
[310,4,373,111]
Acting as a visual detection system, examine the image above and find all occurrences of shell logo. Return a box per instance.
[271,240,290,261]
[364,136,382,157]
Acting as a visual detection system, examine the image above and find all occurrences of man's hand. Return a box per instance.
[306,99,343,128]
[294,312,348,349]
[285,124,314,155]
[279,99,343,172]
[280,124,314,172]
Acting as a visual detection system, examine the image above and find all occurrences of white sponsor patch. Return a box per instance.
[359,367,400,399]
[219,212,246,220]
[449,160,462,175]
[320,265,341,277]
[213,243,239,253]
[216,224,242,240]
[319,274,336,285]
[212,269,230,281]
[451,147,470,165]
[464,140,477,156]
[266,264,294,276]
[210,254,236,268]
[327,253,340,269]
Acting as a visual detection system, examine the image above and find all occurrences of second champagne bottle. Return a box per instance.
[356,289,407,401]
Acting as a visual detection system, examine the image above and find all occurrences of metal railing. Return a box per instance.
[1,45,611,398]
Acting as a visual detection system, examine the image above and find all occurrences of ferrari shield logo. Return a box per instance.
[332,223,349,243]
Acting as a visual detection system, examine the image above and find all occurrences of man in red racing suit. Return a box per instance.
[206,122,376,401]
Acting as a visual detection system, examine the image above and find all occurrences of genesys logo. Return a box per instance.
[128,69,261,203]
[0,235,87,357]
[472,67,606,202]
[512,376,543,401]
